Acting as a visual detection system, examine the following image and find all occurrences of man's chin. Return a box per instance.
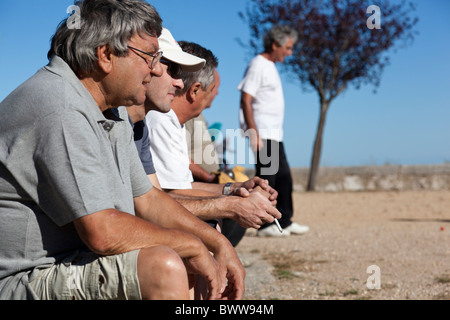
[133,92,147,106]
[149,105,171,113]
[159,106,172,113]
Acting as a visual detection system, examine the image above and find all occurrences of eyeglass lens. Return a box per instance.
[128,46,162,70]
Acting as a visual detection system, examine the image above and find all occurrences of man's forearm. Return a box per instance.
[134,188,230,253]
[167,189,235,221]
[191,181,225,195]
[73,208,206,259]
[174,195,234,221]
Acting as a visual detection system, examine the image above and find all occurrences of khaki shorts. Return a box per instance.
[28,249,142,300]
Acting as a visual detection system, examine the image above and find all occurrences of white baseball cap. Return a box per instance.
[158,28,206,72]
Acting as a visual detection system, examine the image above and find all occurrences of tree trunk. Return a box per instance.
[307,102,329,191]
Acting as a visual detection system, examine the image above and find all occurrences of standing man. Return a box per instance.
[238,25,309,237]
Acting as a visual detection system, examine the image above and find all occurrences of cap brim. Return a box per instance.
[162,50,206,72]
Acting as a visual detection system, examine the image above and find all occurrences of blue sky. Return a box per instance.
[1,0,449,168]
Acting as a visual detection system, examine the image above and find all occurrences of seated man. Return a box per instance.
[185,112,221,183]
[145,39,281,232]
[125,27,206,190]
[0,0,243,300]
[185,114,249,246]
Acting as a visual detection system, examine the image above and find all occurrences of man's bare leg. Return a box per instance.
[137,246,190,300]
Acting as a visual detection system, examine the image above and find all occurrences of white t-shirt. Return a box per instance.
[146,109,193,189]
[238,54,285,142]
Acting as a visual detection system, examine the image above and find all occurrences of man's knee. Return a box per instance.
[138,246,186,277]
[137,246,189,299]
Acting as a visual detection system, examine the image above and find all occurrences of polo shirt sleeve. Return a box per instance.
[11,110,117,226]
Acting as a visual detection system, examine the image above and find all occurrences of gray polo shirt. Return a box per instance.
[0,56,152,299]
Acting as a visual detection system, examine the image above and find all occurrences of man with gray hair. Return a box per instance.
[239,25,309,237]
[146,41,281,238]
[0,0,235,300]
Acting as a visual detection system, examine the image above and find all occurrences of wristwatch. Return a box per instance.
[223,182,233,195]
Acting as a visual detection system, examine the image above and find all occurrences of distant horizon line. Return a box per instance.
[241,162,450,171]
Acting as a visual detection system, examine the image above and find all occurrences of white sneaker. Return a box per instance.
[284,222,309,235]
[257,224,291,237]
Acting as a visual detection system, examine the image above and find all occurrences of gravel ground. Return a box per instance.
[236,190,450,300]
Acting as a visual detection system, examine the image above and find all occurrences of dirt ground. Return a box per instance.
[236,190,450,300]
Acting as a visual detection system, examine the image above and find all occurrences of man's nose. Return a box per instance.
[151,61,164,77]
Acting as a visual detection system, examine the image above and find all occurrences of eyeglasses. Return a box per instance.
[160,58,182,78]
[128,46,163,70]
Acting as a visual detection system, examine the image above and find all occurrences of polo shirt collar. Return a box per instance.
[46,56,122,130]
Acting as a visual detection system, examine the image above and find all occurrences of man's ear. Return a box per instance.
[96,45,113,74]
[187,82,202,103]
[272,40,283,51]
